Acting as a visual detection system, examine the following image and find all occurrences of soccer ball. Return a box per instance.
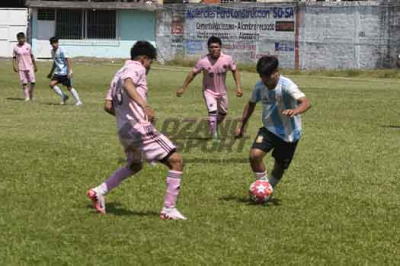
[249,180,273,203]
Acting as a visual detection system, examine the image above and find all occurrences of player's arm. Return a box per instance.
[235,101,257,138]
[282,97,311,117]
[177,70,198,97]
[12,56,18,72]
[104,100,115,116]
[124,78,155,123]
[232,68,243,97]
[66,57,72,78]
[47,62,56,79]
[31,53,37,72]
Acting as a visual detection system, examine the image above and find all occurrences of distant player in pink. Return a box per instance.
[12,32,37,101]
[177,36,243,141]
[87,41,187,220]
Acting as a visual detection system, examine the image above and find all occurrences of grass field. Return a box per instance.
[1,60,399,265]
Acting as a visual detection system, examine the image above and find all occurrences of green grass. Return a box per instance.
[1,60,399,265]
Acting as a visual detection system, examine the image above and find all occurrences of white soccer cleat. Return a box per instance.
[24,97,30,102]
[160,207,187,220]
[75,101,83,106]
[61,94,69,105]
[87,189,106,214]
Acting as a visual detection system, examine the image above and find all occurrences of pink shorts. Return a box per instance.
[203,90,228,114]
[118,122,176,166]
[19,69,36,85]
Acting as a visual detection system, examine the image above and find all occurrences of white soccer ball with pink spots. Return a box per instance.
[249,180,273,203]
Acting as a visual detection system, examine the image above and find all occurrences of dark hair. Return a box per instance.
[49,36,59,44]
[257,56,279,76]
[130,41,157,60]
[16,32,25,38]
[207,36,222,47]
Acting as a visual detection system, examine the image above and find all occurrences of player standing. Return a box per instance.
[47,37,82,106]
[12,32,37,101]
[235,56,311,189]
[87,41,187,220]
[177,36,242,141]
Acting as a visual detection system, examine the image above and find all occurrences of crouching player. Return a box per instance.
[87,41,187,220]
[235,56,311,190]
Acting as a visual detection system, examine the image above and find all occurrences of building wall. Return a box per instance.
[0,8,28,57]
[31,9,156,58]
[156,2,400,69]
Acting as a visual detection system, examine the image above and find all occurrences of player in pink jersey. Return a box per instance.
[177,36,243,141]
[87,41,187,220]
[12,32,37,101]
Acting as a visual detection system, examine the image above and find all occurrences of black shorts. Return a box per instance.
[251,127,299,169]
[52,75,72,87]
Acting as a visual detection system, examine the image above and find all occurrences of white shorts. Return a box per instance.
[118,122,176,166]
[203,90,228,114]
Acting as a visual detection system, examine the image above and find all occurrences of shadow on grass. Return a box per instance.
[86,202,159,217]
[381,125,400,129]
[39,102,66,106]
[6,97,24,101]
[219,195,281,206]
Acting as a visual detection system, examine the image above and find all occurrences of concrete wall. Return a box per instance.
[31,9,156,58]
[0,8,28,57]
[156,2,400,69]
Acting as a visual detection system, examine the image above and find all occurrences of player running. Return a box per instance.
[87,41,187,220]
[47,37,82,106]
[177,36,243,141]
[12,32,37,101]
[235,56,311,190]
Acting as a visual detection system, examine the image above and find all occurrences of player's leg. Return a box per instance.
[269,139,298,188]
[49,77,68,104]
[28,69,36,100]
[217,94,228,126]
[203,91,218,138]
[19,71,29,101]
[87,149,143,214]
[66,78,82,106]
[249,128,275,180]
[159,151,187,220]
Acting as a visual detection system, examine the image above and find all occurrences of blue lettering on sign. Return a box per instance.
[273,7,294,19]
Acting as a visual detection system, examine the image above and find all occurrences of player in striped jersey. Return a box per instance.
[87,41,186,220]
[235,56,311,189]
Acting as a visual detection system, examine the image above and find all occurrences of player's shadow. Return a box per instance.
[39,102,66,106]
[219,195,281,206]
[86,202,159,217]
[381,125,400,129]
[6,97,25,101]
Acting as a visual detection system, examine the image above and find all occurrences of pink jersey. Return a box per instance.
[13,43,34,71]
[106,60,149,130]
[193,53,237,97]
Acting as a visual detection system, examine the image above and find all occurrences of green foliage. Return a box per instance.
[0,61,399,265]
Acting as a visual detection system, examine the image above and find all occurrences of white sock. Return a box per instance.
[253,171,267,180]
[94,183,108,195]
[70,88,81,102]
[268,175,280,188]
[52,86,65,98]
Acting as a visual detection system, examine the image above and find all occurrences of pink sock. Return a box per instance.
[164,171,182,208]
[104,166,134,193]
[208,113,217,136]
[23,85,29,99]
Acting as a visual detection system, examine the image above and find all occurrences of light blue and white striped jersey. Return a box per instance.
[51,46,69,76]
[250,75,305,143]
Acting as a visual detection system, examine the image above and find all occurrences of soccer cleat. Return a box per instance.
[24,97,30,102]
[75,101,83,106]
[87,189,106,214]
[160,207,187,220]
[61,94,69,105]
